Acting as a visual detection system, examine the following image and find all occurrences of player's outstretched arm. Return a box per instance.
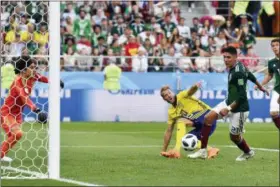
[35,73,49,83]
[161,123,174,152]
[254,80,269,96]
[35,73,64,89]
[186,81,202,97]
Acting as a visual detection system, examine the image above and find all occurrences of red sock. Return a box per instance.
[236,139,251,153]
[201,125,212,148]
[272,117,280,130]
[1,132,22,158]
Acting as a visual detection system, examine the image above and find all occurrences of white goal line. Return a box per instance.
[1,166,101,186]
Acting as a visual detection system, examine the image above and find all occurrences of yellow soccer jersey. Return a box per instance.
[167,90,211,125]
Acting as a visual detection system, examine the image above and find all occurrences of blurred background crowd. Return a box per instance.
[1,1,279,73]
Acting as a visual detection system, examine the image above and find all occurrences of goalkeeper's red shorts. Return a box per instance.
[1,114,23,134]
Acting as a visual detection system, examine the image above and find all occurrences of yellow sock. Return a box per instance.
[196,140,212,150]
[174,121,186,151]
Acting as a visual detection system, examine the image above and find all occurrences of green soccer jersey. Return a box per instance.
[226,62,257,113]
[268,57,280,94]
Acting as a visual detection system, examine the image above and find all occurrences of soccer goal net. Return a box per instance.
[1,1,60,179]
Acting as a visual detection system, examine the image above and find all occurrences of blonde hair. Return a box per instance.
[160,85,170,97]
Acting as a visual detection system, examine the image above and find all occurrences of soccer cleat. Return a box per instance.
[207,147,220,159]
[188,148,207,159]
[1,156,13,162]
[236,150,255,161]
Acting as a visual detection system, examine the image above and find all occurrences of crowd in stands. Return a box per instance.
[1,1,278,73]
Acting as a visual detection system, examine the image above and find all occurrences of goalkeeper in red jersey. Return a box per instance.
[0,56,63,162]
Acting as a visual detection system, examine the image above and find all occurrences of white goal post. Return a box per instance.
[0,1,61,180]
[48,1,61,179]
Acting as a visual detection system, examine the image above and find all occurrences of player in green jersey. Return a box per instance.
[188,46,269,161]
[255,39,280,130]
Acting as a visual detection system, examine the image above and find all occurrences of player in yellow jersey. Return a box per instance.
[160,81,219,159]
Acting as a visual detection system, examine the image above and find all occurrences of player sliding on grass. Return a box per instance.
[255,38,280,130]
[188,46,269,161]
[0,56,64,162]
[160,82,219,159]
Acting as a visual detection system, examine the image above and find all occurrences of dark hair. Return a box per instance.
[14,56,33,74]
[271,38,280,45]
[221,46,237,56]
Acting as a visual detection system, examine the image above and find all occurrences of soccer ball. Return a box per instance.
[181,134,198,151]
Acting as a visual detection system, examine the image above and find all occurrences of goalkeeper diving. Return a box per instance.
[160,81,219,159]
[0,56,64,162]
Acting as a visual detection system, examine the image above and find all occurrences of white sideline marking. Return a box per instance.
[55,178,101,186]
[218,145,279,152]
[61,145,279,152]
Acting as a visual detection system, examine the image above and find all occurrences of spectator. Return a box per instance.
[199,28,209,51]
[148,45,164,72]
[240,25,256,54]
[162,47,179,71]
[177,17,191,39]
[150,16,161,32]
[178,47,192,72]
[143,38,154,57]
[63,47,77,71]
[158,37,170,55]
[92,9,106,25]
[118,28,133,46]
[64,16,74,35]
[207,36,216,54]
[191,17,202,33]
[34,23,49,47]
[75,48,92,71]
[161,14,177,39]
[130,15,145,36]
[100,18,110,36]
[214,30,227,50]
[154,25,165,46]
[192,39,207,57]
[92,48,103,72]
[132,47,148,72]
[125,36,140,71]
[1,6,10,27]
[62,2,76,23]
[138,26,156,46]
[103,48,118,69]
[153,1,168,19]
[111,16,125,36]
[239,47,260,72]
[18,15,29,32]
[91,25,106,47]
[63,36,76,54]
[169,28,181,46]
[210,49,226,73]
[8,33,25,56]
[94,36,107,55]
[111,39,122,55]
[73,9,91,39]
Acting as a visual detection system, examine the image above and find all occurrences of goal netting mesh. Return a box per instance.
[1,1,50,179]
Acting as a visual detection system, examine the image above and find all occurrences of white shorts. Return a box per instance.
[212,100,249,135]
[270,90,280,112]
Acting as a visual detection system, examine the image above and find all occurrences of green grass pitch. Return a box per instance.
[1,122,279,186]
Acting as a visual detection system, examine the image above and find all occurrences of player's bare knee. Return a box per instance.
[230,133,241,143]
[270,111,279,119]
[204,111,217,126]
